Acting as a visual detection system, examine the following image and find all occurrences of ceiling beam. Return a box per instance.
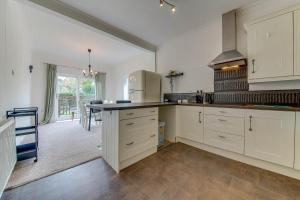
[28,0,157,52]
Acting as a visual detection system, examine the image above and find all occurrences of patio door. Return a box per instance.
[56,75,95,121]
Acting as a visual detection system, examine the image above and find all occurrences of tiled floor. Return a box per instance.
[3,143,300,200]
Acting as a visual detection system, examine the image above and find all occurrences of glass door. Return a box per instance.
[56,76,78,121]
[56,76,96,121]
[79,78,96,103]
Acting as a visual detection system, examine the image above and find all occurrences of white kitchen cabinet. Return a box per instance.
[204,107,245,154]
[294,10,300,76]
[119,115,158,162]
[294,113,300,170]
[176,106,204,143]
[247,12,293,81]
[245,110,295,167]
[101,107,159,173]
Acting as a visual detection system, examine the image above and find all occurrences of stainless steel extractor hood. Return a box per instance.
[208,10,247,70]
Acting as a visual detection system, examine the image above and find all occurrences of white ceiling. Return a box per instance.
[60,0,255,46]
[21,1,152,69]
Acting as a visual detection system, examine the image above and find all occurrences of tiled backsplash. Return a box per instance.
[163,66,300,106]
[164,90,300,106]
[164,93,196,103]
[212,90,300,106]
[214,67,249,92]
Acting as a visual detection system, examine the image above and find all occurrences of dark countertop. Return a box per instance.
[87,102,177,111]
[87,102,300,112]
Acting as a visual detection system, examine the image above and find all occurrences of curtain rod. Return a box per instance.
[43,62,106,74]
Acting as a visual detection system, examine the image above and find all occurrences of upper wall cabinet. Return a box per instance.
[247,12,294,82]
[295,10,300,76]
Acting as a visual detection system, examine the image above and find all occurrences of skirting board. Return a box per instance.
[176,137,300,180]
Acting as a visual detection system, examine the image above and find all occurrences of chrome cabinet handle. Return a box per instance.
[199,112,202,123]
[218,119,227,122]
[126,141,134,146]
[252,59,255,73]
[126,122,135,126]
[150,134,156,138]
[150,118,156,121]
[150,110,156,113]
[218,135,226,139]
[249,115,253,131]
[126,113,134,116]
[219,111,226,114]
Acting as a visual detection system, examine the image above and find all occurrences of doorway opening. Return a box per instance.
[56,75,96,121]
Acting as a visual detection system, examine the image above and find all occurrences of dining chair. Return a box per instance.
[88,100,103,131]
[116,100,132,104]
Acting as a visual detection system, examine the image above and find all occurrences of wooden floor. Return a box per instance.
[2,143,300,200]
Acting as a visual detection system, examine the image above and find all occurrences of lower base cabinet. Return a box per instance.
[295,113,300,170]
[204,129,244,154]
[245,110,295,168]
[176,106,204,143]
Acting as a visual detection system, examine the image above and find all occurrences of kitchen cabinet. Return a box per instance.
[119,115,158,163]
[176,106,204,143]
[294,113,300,170]
[204,107,245,154]
[101,107,159,172]
[245,110,295,167]
[247,12,293,81]
[294,10,300,76]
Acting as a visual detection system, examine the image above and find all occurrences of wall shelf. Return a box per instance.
[165,72,184,78]
[165,72,184,93]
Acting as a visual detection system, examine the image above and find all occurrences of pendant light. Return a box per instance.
[83,49,97,77]
[159,0,176,13]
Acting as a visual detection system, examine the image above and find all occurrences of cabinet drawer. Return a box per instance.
[204,129,244,154]
[204,115,244,136]
[120,107,158,120]
[119,115,158,142]
[204,107,245,118]
[120,133,157,162]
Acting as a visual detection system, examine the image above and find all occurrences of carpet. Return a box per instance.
[5,120,102,190]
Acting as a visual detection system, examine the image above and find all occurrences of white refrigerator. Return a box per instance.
[128,70,161,103]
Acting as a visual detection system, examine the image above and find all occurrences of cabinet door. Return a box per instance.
[294,113,300,170]
[295,10,300,76]
[247,12,293,80]
[177,106,204,143]
[245,110,295,167]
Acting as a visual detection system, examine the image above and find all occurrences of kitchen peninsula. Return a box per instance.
[88,102,300,179]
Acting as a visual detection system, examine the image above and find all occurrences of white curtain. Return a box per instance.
[95,73,106,100]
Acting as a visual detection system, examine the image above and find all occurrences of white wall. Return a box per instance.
[157,0,300,94]
[0,0,32,121]
[157,19,221,94]
[0,0,7,119]
[107,51,155,101]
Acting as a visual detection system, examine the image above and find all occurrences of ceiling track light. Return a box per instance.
[160,0,176,13]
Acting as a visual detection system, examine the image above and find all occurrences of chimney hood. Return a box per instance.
[208,10,247,70]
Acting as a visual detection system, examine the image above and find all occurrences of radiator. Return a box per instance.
[0,118,16,197]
